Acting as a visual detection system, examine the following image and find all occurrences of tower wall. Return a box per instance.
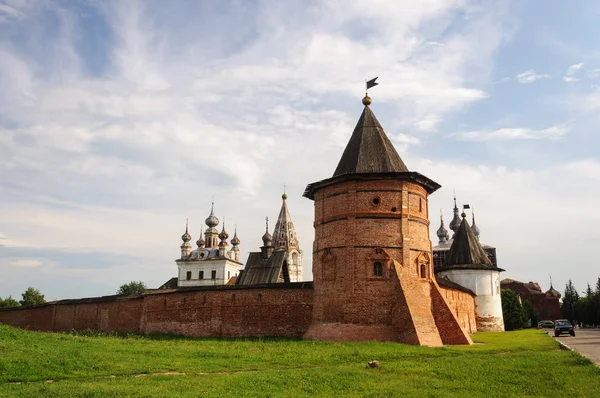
[304,178,471,345]
[438,268,504,331]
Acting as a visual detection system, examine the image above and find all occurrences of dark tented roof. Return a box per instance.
[443,217,503,271]
[333,105,408,177]
[236,251,288,285]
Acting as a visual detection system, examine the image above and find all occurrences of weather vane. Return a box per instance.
[363,77,379,105]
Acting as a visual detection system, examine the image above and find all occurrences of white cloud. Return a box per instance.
[566,62,584,75]
[516,69,551,84]
[8,259,43,268]
[563,62,584,82]
[455,125,568,141]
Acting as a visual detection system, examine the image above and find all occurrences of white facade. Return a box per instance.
[176,258,242,287]
[438,268,504,332]
[175,203,243,287]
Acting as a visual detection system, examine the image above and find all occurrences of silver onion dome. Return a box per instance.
[205,202,219,228]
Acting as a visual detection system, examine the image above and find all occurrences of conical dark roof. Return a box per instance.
[333,105,408,177]
[444,216,501,271]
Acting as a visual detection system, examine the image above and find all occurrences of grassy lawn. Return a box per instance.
[0,325,598,397]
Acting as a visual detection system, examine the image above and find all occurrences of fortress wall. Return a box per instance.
[0,283,313,338]
[0,304,54,331]
[437,284,477,335]
[142,286,313,337]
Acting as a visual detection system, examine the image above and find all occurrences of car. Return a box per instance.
[554,319,575,337]
[538,320,554,329]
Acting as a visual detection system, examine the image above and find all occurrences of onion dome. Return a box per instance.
[448,195,461,234]
[205,202,219,228]
[262,216,273,246]
[196,230,205,248]
[181,220,191,243]
[546,285,561,298]
[231,227,240,246]
[436,212,449,243]
[219,220,229,241]
[471,211,480,240]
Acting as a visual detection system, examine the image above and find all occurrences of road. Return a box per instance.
[554,329,600,366]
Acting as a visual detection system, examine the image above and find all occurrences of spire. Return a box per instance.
[471,207,480,240]
[444,213,495,270]
[272,191,299,251]
[436,210,450,244]
[448,192,461,236]
[332,97,408,177]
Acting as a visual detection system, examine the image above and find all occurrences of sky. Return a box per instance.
[1,0,599,301]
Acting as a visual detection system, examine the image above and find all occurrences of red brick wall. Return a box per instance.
[142,287,312,337]
[0,304,54,331]
[438,285,477,334]
[0,285,312,338]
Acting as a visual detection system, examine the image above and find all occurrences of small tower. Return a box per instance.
[180,220,192,259]
[437,212,505,332]
[204,202,220,248]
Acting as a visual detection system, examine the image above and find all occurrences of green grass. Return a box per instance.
[0,325,598,397]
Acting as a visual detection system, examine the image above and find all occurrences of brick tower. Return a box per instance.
[303,94,472,345]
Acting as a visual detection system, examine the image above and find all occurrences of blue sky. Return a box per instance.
[1,0,599,301]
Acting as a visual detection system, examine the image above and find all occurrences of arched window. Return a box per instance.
[420,263,427,279]
[292,252,299,265]
[373,262,383,277]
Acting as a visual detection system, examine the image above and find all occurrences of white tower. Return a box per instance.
[437,212,505,332]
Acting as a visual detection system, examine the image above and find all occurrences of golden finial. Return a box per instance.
[362,92,372,106]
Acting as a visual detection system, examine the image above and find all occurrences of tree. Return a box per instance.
[19,287,46,306]
[564,279,579,303]
[563,279,580,323]
[522,299,539,328]
[501,289,528,331]
[117,281,147,296]
[0,296,20,308]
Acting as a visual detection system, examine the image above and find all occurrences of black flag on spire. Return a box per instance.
[366,77,379,90]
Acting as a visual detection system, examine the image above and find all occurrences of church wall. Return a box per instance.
[0,284,313,338]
